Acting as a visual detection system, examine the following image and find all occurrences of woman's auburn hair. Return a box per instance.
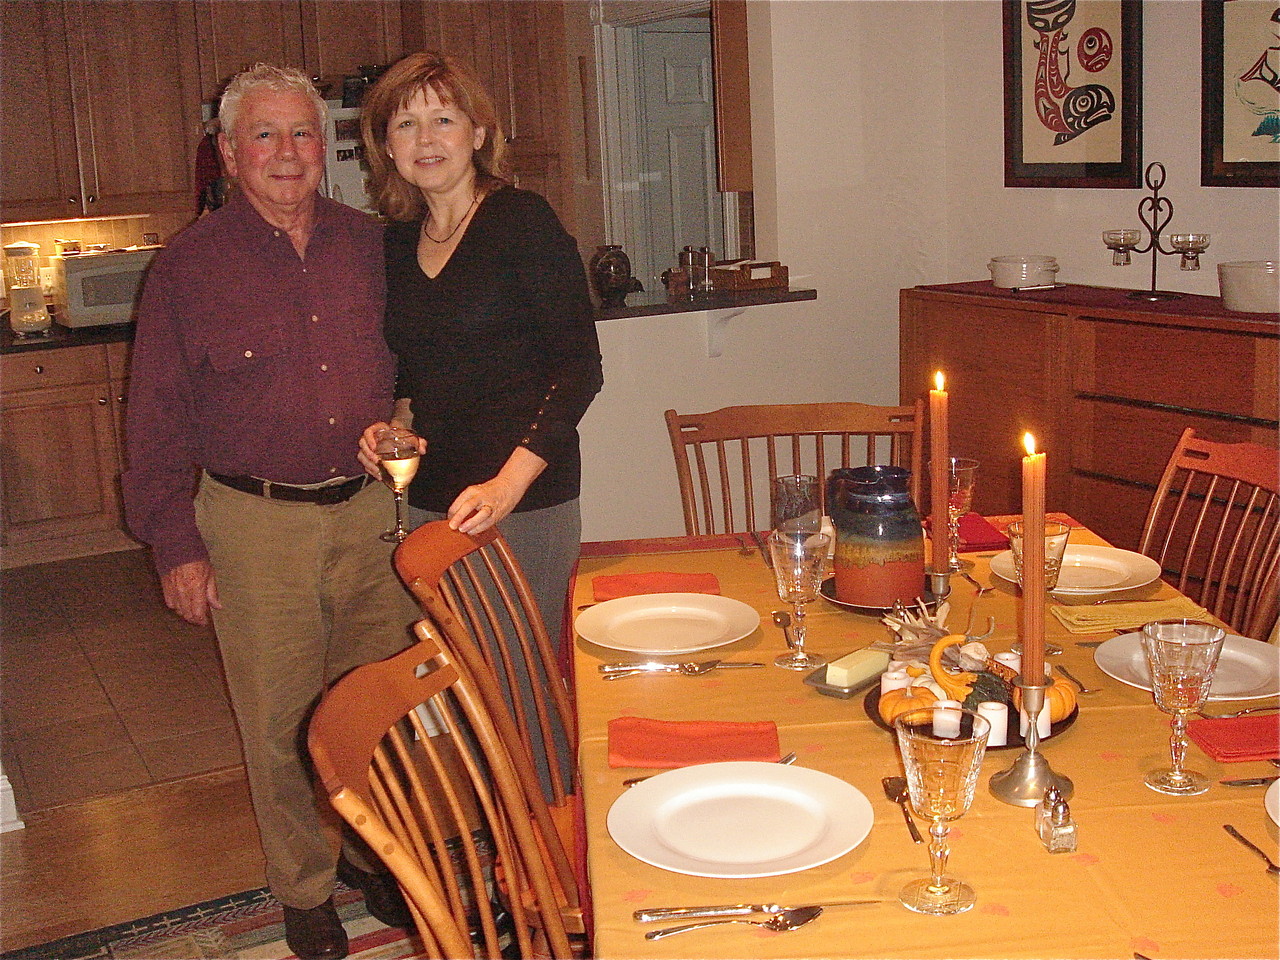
[361,51,510,222]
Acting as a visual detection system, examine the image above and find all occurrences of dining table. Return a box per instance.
[568,518,1280,960]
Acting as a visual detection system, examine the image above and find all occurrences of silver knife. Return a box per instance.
[1220,775,1279,787]
[599,662,678,674]
[634,899,876,922]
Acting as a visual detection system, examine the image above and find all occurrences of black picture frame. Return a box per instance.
[1201,1,1280,188]
[1003,0,1143,188]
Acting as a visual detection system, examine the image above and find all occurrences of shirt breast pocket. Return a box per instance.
[204,326,286,375]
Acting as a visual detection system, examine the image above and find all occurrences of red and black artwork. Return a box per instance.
[1026,0,1116,146]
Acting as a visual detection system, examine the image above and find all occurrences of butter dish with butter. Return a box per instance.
[804,648,890,699]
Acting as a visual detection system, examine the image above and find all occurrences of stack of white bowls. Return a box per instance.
[988,256,1059,289]
[1218,261,1279,314]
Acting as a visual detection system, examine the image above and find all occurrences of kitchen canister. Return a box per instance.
[826,466,926,609]
[1218,260,1279,314]
[988,255,1059,289]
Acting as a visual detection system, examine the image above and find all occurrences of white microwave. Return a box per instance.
[51,247,158,327]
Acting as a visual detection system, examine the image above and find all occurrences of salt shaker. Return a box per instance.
[1038,797,1078,853]
[1035,784,1062,836]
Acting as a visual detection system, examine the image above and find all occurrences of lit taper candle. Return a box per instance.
[929,371,949,576]
[1019,432,1046,686]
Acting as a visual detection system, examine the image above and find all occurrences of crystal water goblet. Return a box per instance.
[770,474,822,534]
[929,457,978,571]
[767,530,829,670]
[894,706,991,915]
[1140,619,1225,796]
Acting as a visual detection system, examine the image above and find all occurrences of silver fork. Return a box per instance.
[1198,704,1280,719]
[623,751,798,787]
[959,571,993,596]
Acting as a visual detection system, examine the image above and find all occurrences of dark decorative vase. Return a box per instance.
[589,245,643,307]
[826,466,925,608]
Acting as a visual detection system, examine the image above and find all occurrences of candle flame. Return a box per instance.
[1023,432,1037,456]
[934,371,945,392]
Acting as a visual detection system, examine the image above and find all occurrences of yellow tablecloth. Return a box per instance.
[570,527,1280,959]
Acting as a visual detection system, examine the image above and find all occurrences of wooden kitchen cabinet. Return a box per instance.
[0,0,204,223]
[0,344,139,568]
[900,282,1279,550]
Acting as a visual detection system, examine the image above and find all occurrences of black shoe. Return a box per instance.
[337,855,413,929]
[282,897,348,960]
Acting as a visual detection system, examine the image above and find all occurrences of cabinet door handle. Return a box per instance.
[87,195,97,204]
[68,197,78,204]
[97,397,109,405]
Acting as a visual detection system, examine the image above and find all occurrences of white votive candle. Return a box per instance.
[880,670,910,695]
[976,701,1009,747]
[1019,703,1053,740]
[994,651,1021,675]
[933,700,963,738]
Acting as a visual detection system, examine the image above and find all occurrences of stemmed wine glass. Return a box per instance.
[894,706,991,915]
[767,530,829,670]
[375,426,421,543]
[770,474,822,534]
[1140,619,1225,796]
[933,457,978,572]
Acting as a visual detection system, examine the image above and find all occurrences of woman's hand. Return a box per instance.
[447,446,548,534]
[358,420,426,479]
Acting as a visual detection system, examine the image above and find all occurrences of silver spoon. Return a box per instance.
[1199,704,1280,719]
[772,610,795,650]
[623,751,797,788]
[959,571,993,596]
[1054,664,1101,695]
[645,905,822,940]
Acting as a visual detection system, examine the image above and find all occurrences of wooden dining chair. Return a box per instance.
[664,399,925,535]
[1138,428,1280,640]
[392,520,585,936]
[308,621,576,958]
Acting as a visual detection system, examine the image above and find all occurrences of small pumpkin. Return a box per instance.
[878,685,939,725]
[928,634,978,701]
[1013,678,1078,723]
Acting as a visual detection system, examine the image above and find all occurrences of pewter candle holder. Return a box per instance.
[989,679,1074,807]
[1102,162,1210,302]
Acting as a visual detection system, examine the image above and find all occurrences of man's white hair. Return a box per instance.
[218,63,327,143]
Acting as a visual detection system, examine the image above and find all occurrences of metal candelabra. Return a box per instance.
[1102,161,1210,302]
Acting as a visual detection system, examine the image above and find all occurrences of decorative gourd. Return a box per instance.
[960,671,1014,712]
[927,634,978,701]
[878,685,939,725]
[1013,678,1078,723]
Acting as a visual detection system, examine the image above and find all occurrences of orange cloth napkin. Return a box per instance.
[607,716,781,768]
[1187,714,1280,762]
[591,572,720,602]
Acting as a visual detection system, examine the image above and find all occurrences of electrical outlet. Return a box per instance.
[142,232,160,245]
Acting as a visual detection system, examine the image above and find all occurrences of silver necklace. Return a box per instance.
[422,193,479,244]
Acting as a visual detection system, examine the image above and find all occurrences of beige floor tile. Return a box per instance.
[0,652,99,689]
[0,630,83,668]
[1,678,115,732]
[136,725,245,781]
[99,667,223,710]
[117,693,236,745]
[22,745,151,810]
[11,714,132,766]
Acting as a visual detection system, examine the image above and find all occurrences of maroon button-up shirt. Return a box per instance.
[122,192,394,574]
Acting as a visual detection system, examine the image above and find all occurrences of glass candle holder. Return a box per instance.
[1102,229,1141,266]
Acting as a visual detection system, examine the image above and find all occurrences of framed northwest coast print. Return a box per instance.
[1003,0,1142,187]
[1201,1,1280,187]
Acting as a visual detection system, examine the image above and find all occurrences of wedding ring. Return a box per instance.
[478,502,493,512]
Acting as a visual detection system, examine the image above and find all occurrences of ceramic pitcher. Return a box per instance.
[826,466,925,608]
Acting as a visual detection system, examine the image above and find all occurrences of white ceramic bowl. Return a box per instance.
[989,256,1059,288]
[1218,261,1279,314]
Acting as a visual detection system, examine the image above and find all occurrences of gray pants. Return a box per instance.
[196,475,420,908]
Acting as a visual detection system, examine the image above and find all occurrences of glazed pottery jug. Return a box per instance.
[826,466,925,608]
[589,245,643,307]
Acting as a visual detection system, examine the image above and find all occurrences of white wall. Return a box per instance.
[578,0,1279,542]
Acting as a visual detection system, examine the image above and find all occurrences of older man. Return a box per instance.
[123,64,416,959]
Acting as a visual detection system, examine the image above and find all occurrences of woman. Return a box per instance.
[358,51,603,656]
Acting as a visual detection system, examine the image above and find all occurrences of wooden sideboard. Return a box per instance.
[900,282,1279,551]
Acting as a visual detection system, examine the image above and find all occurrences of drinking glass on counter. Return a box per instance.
[1140,619,1225,796]
[375,426,420,543]
[894,707,991,915]
[767,530,829,670]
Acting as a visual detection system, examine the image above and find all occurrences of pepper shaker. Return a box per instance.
[1038,796,1078,853]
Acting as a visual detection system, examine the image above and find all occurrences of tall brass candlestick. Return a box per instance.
[929,372,950,587]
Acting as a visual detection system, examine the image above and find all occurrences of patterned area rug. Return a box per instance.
[0,887,421,960]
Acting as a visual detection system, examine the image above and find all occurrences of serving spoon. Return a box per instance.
[644,905,823,940]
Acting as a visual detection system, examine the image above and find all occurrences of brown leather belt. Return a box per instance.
[207,472,371,505]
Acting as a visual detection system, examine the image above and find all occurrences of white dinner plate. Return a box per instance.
[574,593,760,655]
[1266,780,1279,827]
[606,761,873,878]
[989,544,1162,595]
[1094,632,1280,701]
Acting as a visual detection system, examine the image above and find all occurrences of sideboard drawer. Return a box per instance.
[1,344,108,393]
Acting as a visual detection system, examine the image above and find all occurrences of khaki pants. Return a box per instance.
[196,474,420,908]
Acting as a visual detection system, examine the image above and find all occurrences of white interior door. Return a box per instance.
[634,18,726,291]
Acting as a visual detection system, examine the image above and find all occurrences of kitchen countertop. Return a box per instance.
[1,319,134,355]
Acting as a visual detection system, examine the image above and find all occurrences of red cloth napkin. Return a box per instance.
[1187,714,1280,762]
[923,512,1009,551]
[607,716,781,768]
[591,572,720,602]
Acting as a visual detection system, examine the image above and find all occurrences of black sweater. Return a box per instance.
[384,186,604,513]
